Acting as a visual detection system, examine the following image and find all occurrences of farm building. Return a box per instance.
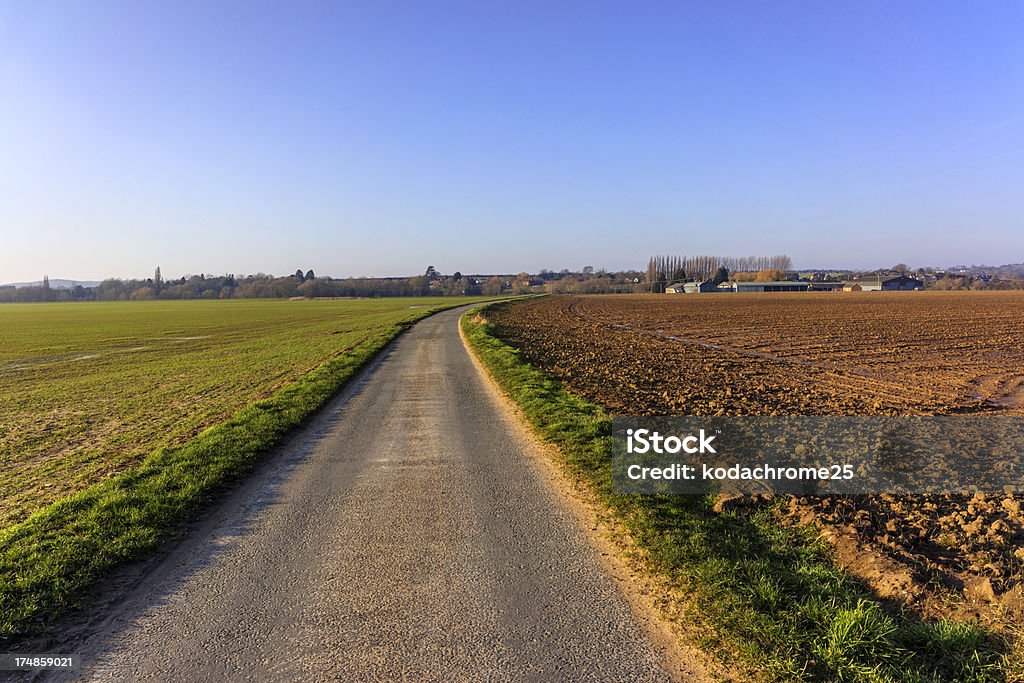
[881,275,923,290]
[844,275,923,292]
[665,280,721,294]
[683,280,718,294]
[808,281,844,291]
[730,281,809,293]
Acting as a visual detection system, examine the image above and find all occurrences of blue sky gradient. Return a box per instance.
[1,1,1022,280]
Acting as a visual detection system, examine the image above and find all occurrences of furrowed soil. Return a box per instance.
[0,298,487,530]
[487,292,1024,632]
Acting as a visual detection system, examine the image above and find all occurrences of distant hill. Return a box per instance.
[1,279,102,290]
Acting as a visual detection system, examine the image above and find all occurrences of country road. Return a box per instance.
[44,305,682,682]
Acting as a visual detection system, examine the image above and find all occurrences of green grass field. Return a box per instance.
[0,298,483,528]
[0,297,488,638]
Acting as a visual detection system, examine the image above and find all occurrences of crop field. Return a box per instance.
[487,292,1024,628]
[0,298,482,530]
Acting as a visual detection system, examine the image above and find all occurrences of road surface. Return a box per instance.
[53,306,678,681]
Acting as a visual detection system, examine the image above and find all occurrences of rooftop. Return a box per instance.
[732,281,808,287]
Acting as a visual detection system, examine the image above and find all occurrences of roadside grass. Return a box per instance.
[462,303,1010,682]
[0,298,490,642]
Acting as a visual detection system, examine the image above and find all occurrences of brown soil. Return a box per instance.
[488,292,1024,630]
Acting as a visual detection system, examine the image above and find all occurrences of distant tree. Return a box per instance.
[452,271,463,281]
[411,274,431,295]
[482,276,503,296]
[305,269,315,281]
[295,269,305,282]
[425,265,438,279]
[892,263,909,274]
[711,266,729,284]
[771,255,793,272]
[582,265,594,275]
[154,266,163,295]
[42,275,50,290]
[754,268,786,282]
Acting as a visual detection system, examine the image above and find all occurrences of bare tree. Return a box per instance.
[646,254,792,284]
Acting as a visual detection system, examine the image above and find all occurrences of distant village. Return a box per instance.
[2,260,1023,303]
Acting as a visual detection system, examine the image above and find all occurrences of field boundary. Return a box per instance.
[0,300,484,643]
[460,300,1011,683]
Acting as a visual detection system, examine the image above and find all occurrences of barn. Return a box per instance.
[881,275,923,291]
[844,275,923,291]
[682,280,718,294]
[666,281,719,293]
[730,281,809,293]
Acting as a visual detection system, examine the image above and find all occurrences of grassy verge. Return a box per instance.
[0,300,475,642]
[462,303,1010,683]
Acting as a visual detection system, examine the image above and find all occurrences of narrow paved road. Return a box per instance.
[57,306,675,682]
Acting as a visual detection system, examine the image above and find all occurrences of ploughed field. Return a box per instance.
[488,292,1024,622]
[495,292,1024,417]
[0,298,481,530]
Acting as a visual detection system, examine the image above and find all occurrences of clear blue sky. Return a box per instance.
[1,1,1022,281]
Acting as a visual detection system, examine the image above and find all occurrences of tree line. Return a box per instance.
[15,256,1019,302]
[2,264,665,302]
[0,268,493,303]
[645,254,793,290]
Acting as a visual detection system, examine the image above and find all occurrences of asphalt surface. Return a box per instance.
[52,306,675,682]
